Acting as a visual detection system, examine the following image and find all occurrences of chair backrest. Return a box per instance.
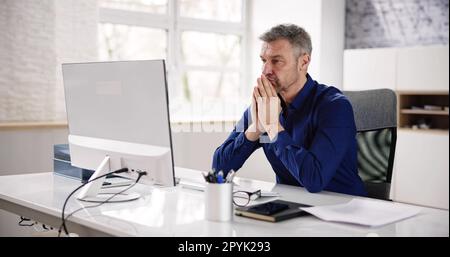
[343,89,397,200]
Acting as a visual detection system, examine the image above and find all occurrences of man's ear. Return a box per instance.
[297,54,310,72]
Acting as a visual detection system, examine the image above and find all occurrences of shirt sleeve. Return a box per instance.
[268,97,356,193]
[212,108,261,173]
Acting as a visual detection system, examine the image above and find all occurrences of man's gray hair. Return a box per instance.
[259,24,312,57]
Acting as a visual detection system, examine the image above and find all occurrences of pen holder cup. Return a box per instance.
[205,182,233,222]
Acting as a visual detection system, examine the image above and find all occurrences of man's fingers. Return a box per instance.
[253,87,262,107]
[257,86,267,98]
[260,75,275,97]
[256,78,268,97]
[255,83,267,123]
[252,88,262,128]
[269,97,280,124]
[261,74,277,97]
[254,86,262,97]
[269,80,277,96]
[257,78,272,117]
[248,95,257,132]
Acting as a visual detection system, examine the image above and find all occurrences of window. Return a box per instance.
[98,23,167,61]
[100,0,167,14]
[98,0,248,122]
[178,0,242,22]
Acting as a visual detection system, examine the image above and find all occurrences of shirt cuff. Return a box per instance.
[237,132,259,151]
[269,130,295,155]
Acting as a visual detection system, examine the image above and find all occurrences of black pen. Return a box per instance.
[208,174,216,183]
[202,172,210,182]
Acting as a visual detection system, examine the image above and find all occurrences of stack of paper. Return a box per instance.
[300,199,421,227]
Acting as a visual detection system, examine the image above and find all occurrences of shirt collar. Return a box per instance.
[288,73,315,110]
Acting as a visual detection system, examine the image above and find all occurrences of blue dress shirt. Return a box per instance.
[212,74,367,196]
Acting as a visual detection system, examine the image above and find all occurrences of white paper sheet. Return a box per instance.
[300,198,421,227]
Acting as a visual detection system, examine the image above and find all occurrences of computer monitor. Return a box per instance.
[62,60,175,202]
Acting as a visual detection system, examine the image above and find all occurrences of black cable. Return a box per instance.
[58,172,146,236]
[18,216,35,227]
[58,167,129,237]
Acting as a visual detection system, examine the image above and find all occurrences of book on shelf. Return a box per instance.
[423,105,443,111]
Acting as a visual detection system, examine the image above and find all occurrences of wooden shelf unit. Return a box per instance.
[398,91,449,131]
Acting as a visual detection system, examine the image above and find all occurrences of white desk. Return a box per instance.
[0,167,448,236]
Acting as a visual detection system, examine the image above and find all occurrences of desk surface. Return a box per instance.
[0,167,448,236]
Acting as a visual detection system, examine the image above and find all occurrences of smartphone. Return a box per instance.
[247,201,289,215]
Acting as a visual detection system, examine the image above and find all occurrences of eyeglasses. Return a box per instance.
[233,190,261,207]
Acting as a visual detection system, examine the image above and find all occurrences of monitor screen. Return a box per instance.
[62,60,175,198]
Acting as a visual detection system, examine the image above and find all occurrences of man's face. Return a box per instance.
[259,38,301,93]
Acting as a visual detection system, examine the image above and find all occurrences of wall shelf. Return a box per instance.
[398,92,449,130]
[400,109,449,115]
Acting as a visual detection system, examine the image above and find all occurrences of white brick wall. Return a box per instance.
[0,0,98,122]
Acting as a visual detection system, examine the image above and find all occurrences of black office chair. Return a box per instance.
[344,89,397,201]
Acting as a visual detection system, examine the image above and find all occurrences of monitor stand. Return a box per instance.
[76,156,140,203]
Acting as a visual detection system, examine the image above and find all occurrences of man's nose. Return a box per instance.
[262,63,273,76]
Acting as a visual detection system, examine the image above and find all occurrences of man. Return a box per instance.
[212,24,367,196]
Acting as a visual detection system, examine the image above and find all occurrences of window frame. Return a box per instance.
[98,0,249,122]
